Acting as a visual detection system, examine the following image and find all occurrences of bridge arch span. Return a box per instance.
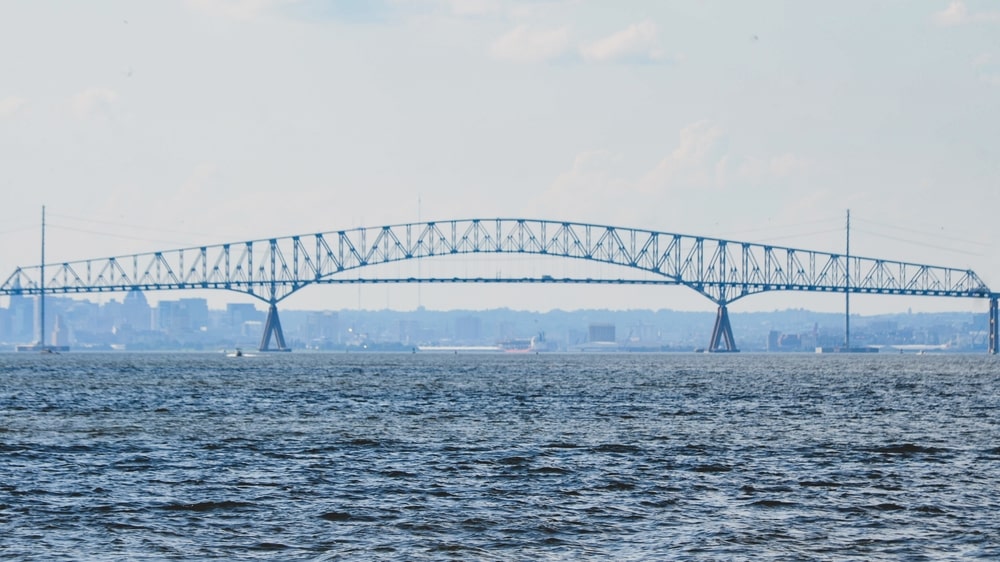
[2,218,995,353]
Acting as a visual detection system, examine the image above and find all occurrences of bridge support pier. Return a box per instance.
[990,297,998,355]
[708,304,739,352]
[259,303,291,352]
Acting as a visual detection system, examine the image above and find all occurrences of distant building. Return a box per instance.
[8,293,34,343]
[180,298,210,332]
[226,303,261,335]
[242,320,263,338]
[0,306,9,341]
[589,323,616,343]
[50,314,71,348]
[767,329,804,351]
[155,298,209,334]
[454,315,482,344]
[627,323,658,343]
[122,288,152,331]
[497,320,517,341]
[304,311,339,346]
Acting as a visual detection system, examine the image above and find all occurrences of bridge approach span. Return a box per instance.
[1,218,996,353]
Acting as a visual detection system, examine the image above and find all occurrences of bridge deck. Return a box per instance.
[2,218,996,353]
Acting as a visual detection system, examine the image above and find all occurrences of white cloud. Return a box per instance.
[934,0,969,25]
[507,0,577,21]
[580,20,668,64]
[524,149,635,224]
[972,53,993,67]
[737,153,812,182]
[489,24,572,63]
[184,0,294,20]
[933,1,1000,26]
[70,87,119,119]
[639,121,730,191]
[971,52,1000,85]
[525,122,814,232]
[636,122,813,194]
[446,0,503,17]
[0,96,27,118]
[547,149,622,195]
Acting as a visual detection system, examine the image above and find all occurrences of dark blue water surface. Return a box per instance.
[1,352,998,560]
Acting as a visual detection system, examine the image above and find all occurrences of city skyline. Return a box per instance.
[1,1,997,315]
[0,289,989,353]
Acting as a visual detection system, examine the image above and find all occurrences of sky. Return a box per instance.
[1,0,998,316]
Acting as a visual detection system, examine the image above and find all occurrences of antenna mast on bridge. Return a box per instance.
[845,209,851,350]
[39,205,46,348]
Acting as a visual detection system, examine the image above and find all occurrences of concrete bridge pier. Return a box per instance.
[708,304,739,352]
[259,302,291,352]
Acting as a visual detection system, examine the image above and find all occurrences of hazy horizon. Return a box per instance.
[2,1,997,315]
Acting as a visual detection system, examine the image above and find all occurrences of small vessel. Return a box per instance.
[500,333,552,353]
[500,338,533,353]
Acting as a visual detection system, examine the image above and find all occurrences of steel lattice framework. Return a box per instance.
[2,218,997,352]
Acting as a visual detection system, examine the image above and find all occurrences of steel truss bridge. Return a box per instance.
[2,218,997,353]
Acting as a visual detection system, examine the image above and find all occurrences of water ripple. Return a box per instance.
[1,352,998,560]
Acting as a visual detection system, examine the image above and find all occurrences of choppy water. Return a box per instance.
[1,352,999,560]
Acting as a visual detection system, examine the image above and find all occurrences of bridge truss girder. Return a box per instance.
[1,218,995,353]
